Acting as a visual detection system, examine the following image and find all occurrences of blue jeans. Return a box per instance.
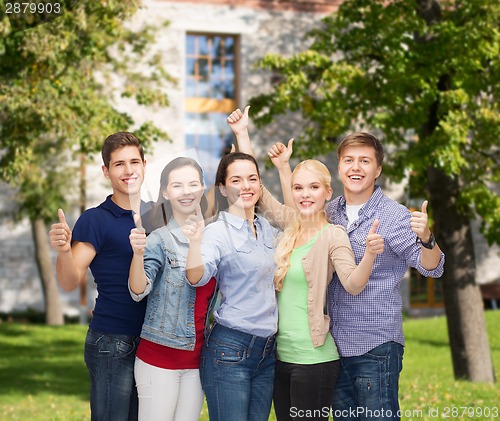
[332,342,404,421]
[84,328,140,421]
[200,323,277,421]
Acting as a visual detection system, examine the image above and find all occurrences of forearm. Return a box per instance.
[420,243,443,270]
[186,240,205,285]
[129,254,148,294]
[235,129,254,156]
[277,165,294,208]
[55,251,82,291]
[346,252,376,295]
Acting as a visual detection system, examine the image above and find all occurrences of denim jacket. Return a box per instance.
[130,218,218,350]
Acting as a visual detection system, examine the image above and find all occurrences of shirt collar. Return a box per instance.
[101,195,132,218]
[340,185,383,218]
[102,195,148,220]
[218,211,260,230]
[166,217,188,244]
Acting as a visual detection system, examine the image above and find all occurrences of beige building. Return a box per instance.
[0,0,498,319]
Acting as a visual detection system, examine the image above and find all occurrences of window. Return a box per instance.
[409,269,444,308]
[185,34,238,184]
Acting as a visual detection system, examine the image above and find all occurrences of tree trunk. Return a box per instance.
[31,218,64,325]
[79,152,88,324]
[416,0,494,383]
[427,167,494,382]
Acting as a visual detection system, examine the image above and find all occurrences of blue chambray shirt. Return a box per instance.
[195,211,278,338]
[326,186,445,357]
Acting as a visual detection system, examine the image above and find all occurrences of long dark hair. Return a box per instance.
[143,157,207,233]
[212,152,261,217]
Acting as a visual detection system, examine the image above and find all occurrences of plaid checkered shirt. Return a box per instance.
[326,186,445,357]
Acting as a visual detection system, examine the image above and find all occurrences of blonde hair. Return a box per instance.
[274,160,332,291]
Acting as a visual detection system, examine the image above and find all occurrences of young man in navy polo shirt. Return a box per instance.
[49,132,148,421]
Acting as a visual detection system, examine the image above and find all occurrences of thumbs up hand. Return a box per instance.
[227,105,250,136]
[49,208,72,252]
[182,204,205,242]
[268,138,294,170]
[129,213,146,255]
[365,219,384,255]
[410,200,432,242]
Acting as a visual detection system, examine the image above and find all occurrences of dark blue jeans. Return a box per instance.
[84,328,140,421]
[332,342,404,421]
[200,323,277,421]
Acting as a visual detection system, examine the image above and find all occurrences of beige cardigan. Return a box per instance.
[259,186,361,348]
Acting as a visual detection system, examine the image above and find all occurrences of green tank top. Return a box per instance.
[276,225,339,364]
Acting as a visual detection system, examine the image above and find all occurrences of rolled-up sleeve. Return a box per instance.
[388,207,445,278]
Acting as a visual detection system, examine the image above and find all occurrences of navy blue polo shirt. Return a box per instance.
[72,195,147,336]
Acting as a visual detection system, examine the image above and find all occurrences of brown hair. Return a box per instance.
[336,132,384,167]
[143,157,207,233]
[213,152,261,216]
[101,132,144,168]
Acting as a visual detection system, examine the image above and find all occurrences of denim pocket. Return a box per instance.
[166,250,186,287]
[215,345,246,365]
[115,338,137,358]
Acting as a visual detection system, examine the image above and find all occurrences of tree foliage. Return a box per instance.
[250,0,499,245]
[0,0,174,325]
[0,0,174,220]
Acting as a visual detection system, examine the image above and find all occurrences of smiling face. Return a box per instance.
[219,159,261,213]
[102,145,145,202]
[338,145,382,205]
[292,166,332,218]
[163,165,204,219]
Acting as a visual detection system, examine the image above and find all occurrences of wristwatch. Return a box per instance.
[419,232,436,250]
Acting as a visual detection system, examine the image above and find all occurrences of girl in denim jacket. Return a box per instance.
[128,157,216,421]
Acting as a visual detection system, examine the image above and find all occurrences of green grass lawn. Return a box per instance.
[0,311,499,421]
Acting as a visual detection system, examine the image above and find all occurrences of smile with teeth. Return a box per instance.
[300,201,314,207]
[349,175,363,181]
[179,198,195,205]
[123,177,139,185]
[240,192,253,199]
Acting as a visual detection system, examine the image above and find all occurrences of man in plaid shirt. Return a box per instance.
[326,132,445,420]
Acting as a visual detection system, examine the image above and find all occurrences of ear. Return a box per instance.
[375,165,382,179]
[326,187,333,201]
[162,190,169,201]
[219,183,228,198]
[102,165,109,179]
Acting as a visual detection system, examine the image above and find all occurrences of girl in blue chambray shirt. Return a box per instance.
[184,152,278,421]
[128,157,217,421]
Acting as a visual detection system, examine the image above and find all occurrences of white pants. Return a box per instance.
[135,357,204,421]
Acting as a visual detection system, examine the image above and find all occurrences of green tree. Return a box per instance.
[250,0,499,382]
[0,0,174,324]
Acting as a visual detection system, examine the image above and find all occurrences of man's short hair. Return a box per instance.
[101,132,144,168]
[337,132,384,167]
